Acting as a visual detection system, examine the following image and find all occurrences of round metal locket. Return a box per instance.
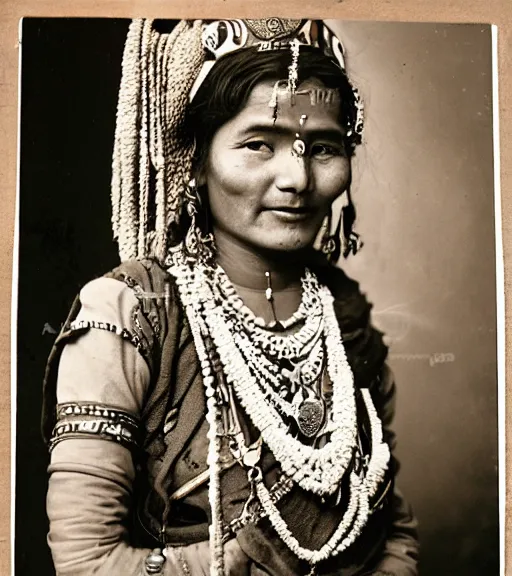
[297,399,325,438]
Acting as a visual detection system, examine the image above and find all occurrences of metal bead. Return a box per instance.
[144,549,165,574]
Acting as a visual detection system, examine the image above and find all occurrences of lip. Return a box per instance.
[266,207,314,222]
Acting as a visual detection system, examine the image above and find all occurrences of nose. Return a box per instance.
[274,150,311,194]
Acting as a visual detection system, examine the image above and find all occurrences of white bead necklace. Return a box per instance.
[251,388,390,568]
[225,323,326,431]
[212,266,323,360]
[166,246,390,575]
[168,251,358,497]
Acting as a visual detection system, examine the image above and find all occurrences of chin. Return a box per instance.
[253,234,317,256]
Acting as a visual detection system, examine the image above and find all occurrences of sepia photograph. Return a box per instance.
[14,17,500,576]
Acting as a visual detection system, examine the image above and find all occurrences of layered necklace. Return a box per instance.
[166,246,390,575]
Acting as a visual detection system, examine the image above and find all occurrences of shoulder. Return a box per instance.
[75,259,179,337]
[63,259,181,379]
[104,258,175,293]
[41,259,181,444]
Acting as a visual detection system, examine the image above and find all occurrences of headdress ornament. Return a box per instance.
[111,18,363,264]
[188,19,346,100]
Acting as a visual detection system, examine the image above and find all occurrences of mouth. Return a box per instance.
[266,206,314,222]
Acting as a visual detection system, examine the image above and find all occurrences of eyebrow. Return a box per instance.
[238,123,346,142]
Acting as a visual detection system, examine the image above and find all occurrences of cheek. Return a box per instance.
[207,156,243,196]
[313,159,351,203]
[208,145,262,192]
[206,159,245,209]
[205,150,271,214]
[206,162,260,227]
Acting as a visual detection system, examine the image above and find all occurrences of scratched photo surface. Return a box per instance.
[15,18,498,576]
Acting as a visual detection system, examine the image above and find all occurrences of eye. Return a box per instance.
[245,140,274,154]
[310,143,345,158]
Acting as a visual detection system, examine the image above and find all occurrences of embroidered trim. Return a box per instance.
[49,402,140,453]
[118,271,167,342]
[120,272,145,295]
[120,272,169,301]
[226,474,294,537]
[69,319,149,358]
[132,306,152,354]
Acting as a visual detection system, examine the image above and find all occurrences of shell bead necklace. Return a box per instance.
[166,246,390,575]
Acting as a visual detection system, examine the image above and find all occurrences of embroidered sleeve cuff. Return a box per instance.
[49,402,140,454]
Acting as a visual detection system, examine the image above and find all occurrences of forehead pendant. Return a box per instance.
[292,114,308,157]
[292,139,306,157]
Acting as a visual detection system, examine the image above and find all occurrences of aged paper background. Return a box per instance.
[1,0,509,575]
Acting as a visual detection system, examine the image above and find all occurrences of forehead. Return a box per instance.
[230,79,343,133]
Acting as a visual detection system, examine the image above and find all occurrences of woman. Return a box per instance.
[42,18,419,576]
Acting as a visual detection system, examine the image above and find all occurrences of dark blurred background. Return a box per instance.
[16,19,499,576]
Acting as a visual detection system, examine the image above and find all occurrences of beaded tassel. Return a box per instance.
[288,39,300,104]
[137,20,152,258]
[112,19,145,260]
[111,20,205,262]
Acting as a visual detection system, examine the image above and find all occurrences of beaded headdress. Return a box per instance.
[188,19,346,100]
[111,18,364,263]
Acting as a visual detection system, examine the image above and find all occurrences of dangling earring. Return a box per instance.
[345,229,363,256]
[320,208,342,263]
[184,178,215,265]
[340,201,363,257]
[320,191,363,262]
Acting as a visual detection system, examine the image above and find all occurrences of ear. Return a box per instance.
[196,171,207,187]
[193,160,207,187]
[339,169,353,207]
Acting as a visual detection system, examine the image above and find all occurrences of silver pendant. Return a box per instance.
[297,399,325,438]
[292,138,306,157]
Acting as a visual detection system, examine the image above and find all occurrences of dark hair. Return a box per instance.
[185,46,361,172]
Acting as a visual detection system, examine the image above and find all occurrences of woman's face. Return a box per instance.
[200,78,351,256]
